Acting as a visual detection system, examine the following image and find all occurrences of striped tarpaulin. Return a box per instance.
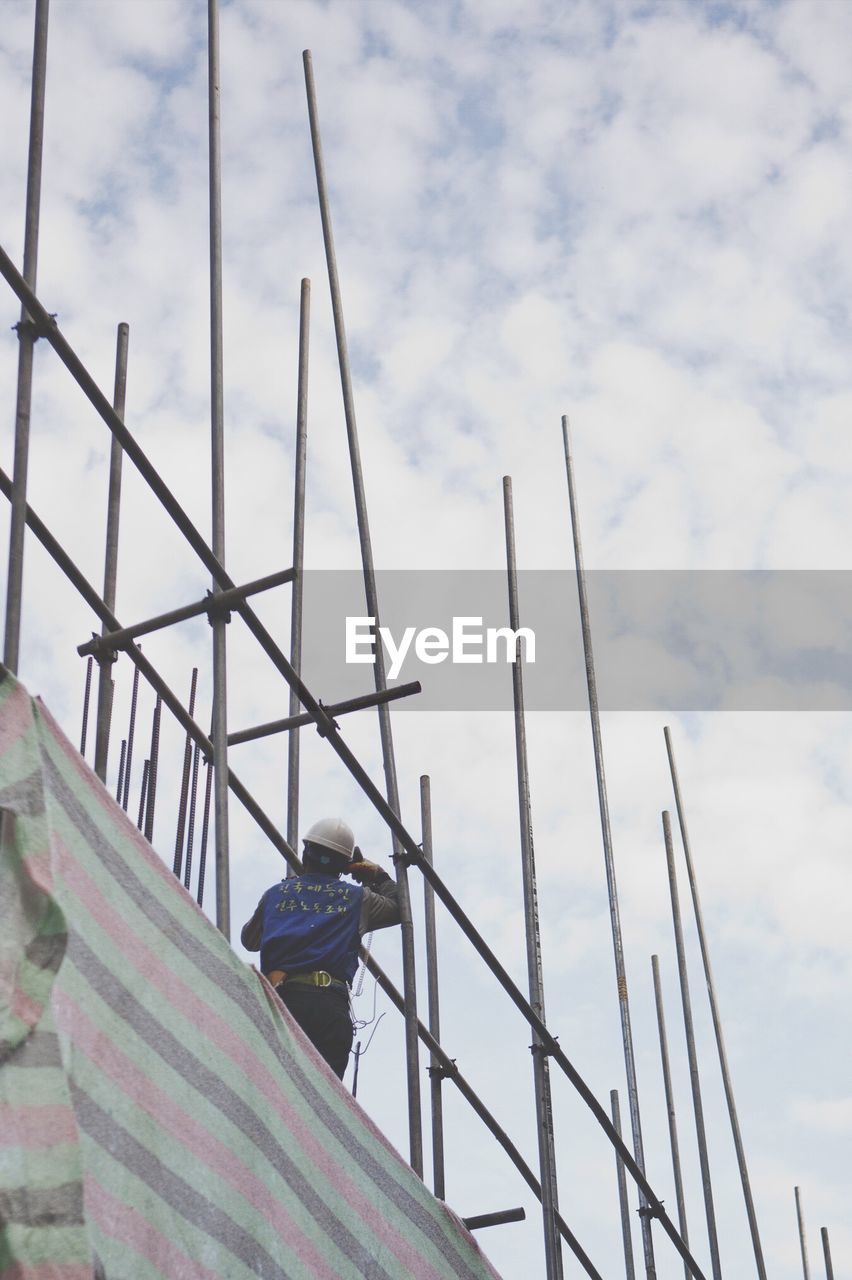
[0,671,503,1280]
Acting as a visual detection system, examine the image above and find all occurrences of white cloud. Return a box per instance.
[792,1094,852,1133]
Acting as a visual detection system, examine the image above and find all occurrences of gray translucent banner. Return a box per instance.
[295,571,852,711]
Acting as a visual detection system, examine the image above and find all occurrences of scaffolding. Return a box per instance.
[1,5,840,1279]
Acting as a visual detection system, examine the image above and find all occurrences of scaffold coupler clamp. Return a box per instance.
[204,589,232,626]
[428,1058,457,1081]
[81,633,118,667]
[637,1200,664,1221]
[392,839,418,869]
[529,1035,558,1058]
[314,700,338,739]
[13,311,56,341]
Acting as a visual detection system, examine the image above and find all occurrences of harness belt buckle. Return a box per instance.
[315,971,332,988]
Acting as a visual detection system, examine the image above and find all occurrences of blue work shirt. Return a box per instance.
[258,874,365,985]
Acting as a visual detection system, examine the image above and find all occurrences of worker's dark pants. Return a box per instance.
[276,983,353,1079]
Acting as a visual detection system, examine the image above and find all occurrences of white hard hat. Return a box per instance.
[303,817,356,861]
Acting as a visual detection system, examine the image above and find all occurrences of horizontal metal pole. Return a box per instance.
[0,256,703,1279]
[463,1209,526,1231]
[77,566,295,657]
[227,680,422,745]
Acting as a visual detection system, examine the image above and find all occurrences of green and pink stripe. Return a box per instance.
[0,671,503,1280]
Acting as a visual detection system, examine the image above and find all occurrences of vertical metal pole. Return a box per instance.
[561,416,656,1279]
[820,1228,834,1280]
[610,1090,637,1280]
[652,953,690,1280]
[662,811,721,1279]
[144,695,162,844]
[795,1187,811,1280]
[93,322,129,782]
[4,0,49,673]
[208,0,230,938]
[303,48,422,1177]
[80,656,93,755]
[420,775,445,1200]
[122,656,141,811]
[665,725,767,1280]
[173,668,199,878]
[286,278,310,853]
[503,476,563,1280]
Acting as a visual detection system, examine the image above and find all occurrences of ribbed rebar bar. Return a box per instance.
[504,476,562,1280]
[610,1090,636,1280]
[79,655,93,755]
[137,759,150,830]
[561,415,657,1278]
[303,47,422,1176]
[184,742,202,892]
[652,953,690,1280]
[174,668,199,878]
[115,738,127,805]
[197,755,213,908]
[820,1228,834,1280]
[665,725,766,1280]
[3,0,49,674]
[93,321,129,782]
[122,654,141,811]
[144,695,162,843]
[287,278,310,854]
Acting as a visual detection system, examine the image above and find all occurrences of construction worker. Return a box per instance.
[241,817,400,1079]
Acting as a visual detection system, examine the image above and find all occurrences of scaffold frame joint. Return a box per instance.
[13,312,56,341]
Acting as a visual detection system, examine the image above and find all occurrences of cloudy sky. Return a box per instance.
[2,1,851,1276]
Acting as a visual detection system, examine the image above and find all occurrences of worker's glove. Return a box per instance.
[348,858,384,885]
